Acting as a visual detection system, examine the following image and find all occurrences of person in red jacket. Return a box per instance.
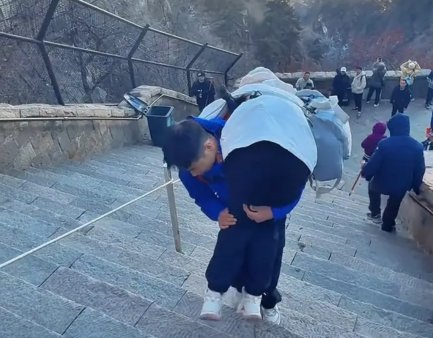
[361,122,387,162]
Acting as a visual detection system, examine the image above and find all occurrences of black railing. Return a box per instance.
[0,0,242,105]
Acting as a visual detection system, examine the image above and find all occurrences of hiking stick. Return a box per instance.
[349,171,362,196]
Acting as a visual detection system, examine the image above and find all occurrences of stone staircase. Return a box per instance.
[0,144,433,338]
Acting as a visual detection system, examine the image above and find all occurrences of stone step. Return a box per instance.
[340,297,433,338]
[292,252,433,310]
[41,267,152,326]
[70,254,186,310]
[0,242,57,286]
[62,307,155,338]
[0,306,61,338]
[0,223,82,267]
[136,302,228,337]
[354,317,423,338]
[0,271,84,334]
[60,233,189,287]
[303,271,433,323]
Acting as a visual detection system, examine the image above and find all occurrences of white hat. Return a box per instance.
[408,62,416,70]
[340,67,347,72]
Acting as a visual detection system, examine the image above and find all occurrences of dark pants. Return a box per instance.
[368,181,405,231]
[353,93,363,112]
[426,88,433,106]
[392,105,405,116]
[367,87,382,105]
[233,218,286,309]
[206,141,309,296]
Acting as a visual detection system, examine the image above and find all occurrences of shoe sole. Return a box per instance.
[243,313,262,321]
[199,313,222,321]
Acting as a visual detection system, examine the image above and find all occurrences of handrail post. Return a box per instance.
[128,24,150,89]
[186,43,208,95]
[164,163,183,253]
[224,53,243,87]
[37,0,64,105]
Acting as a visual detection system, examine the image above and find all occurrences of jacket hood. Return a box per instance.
[190,117,225,138]
[387,114,410,136]
[372,122,387,136]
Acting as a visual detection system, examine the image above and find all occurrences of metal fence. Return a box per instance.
[0,0,242,105]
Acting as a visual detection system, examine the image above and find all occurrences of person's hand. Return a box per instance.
[218,209,237,230]
[243,205,274,223]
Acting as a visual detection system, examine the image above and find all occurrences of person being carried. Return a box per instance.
[390,78,411,116]
[190,71,216,112]
[361,114,425,233]
[400,60,421,101]
[296,72,315,90]
[361,122,387,162]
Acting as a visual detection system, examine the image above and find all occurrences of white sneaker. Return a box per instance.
[240,292,262,320]
[262,305,281,325]
[200,289,223,321]
[374,104,379,107]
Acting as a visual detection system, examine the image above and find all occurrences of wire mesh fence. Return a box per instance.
[0,0,242,105]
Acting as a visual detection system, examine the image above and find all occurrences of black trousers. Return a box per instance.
[233,218,286,309]
[426,88,433,106]
[392,105,405,116]
[353,93,363,112]
[367,87,382,105]
[206,141,310,296]
[368,181,405,230]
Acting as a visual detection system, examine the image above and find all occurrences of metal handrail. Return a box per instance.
[0,0,242,105]
[0,116,142,122]
[0,168,181,269]
[408,192,433,216]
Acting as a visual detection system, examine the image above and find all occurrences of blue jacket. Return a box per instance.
[179,117,301,221]
[362,114,425,195]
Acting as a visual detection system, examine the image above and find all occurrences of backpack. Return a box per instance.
[198,82,352,196]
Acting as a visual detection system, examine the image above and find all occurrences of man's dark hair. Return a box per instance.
[162,120,209,169]
[304,71,310,75]
[356,66,363,70]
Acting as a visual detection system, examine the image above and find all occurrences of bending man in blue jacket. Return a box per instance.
[362,114,425,232]
[163,94,316,324]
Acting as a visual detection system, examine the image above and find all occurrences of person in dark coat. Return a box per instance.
[190,71,216,112]
[332,67,351,106]
[361,114,425,232]
[425,70,433,109]
[361,122,387,162]
[366,59,387,107]
[390,78,411,116]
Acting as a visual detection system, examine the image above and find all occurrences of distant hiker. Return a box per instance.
[362,114,425,233]
[361,122,387,162]
[390,78,411,116]
[296,72,315,90]
[425,70,433,109]
[333,67,351,106]
[366,57,387,107]
[351,66,367,118]
[400,60,421,101]
[190,71,216,112]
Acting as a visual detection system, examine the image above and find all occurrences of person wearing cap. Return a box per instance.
[190,71,216,112]
[366,57,387,107]
[332,67,351,106]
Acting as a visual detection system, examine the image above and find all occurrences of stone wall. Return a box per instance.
[399,154,433,254]
[0,86,199,173]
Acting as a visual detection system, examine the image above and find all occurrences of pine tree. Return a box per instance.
[252,0,301,71]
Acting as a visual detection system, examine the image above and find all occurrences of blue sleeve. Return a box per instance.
[179,170,226,221]
[412,148,426,193]
[271,189,303,220]
[362,145,383,180]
